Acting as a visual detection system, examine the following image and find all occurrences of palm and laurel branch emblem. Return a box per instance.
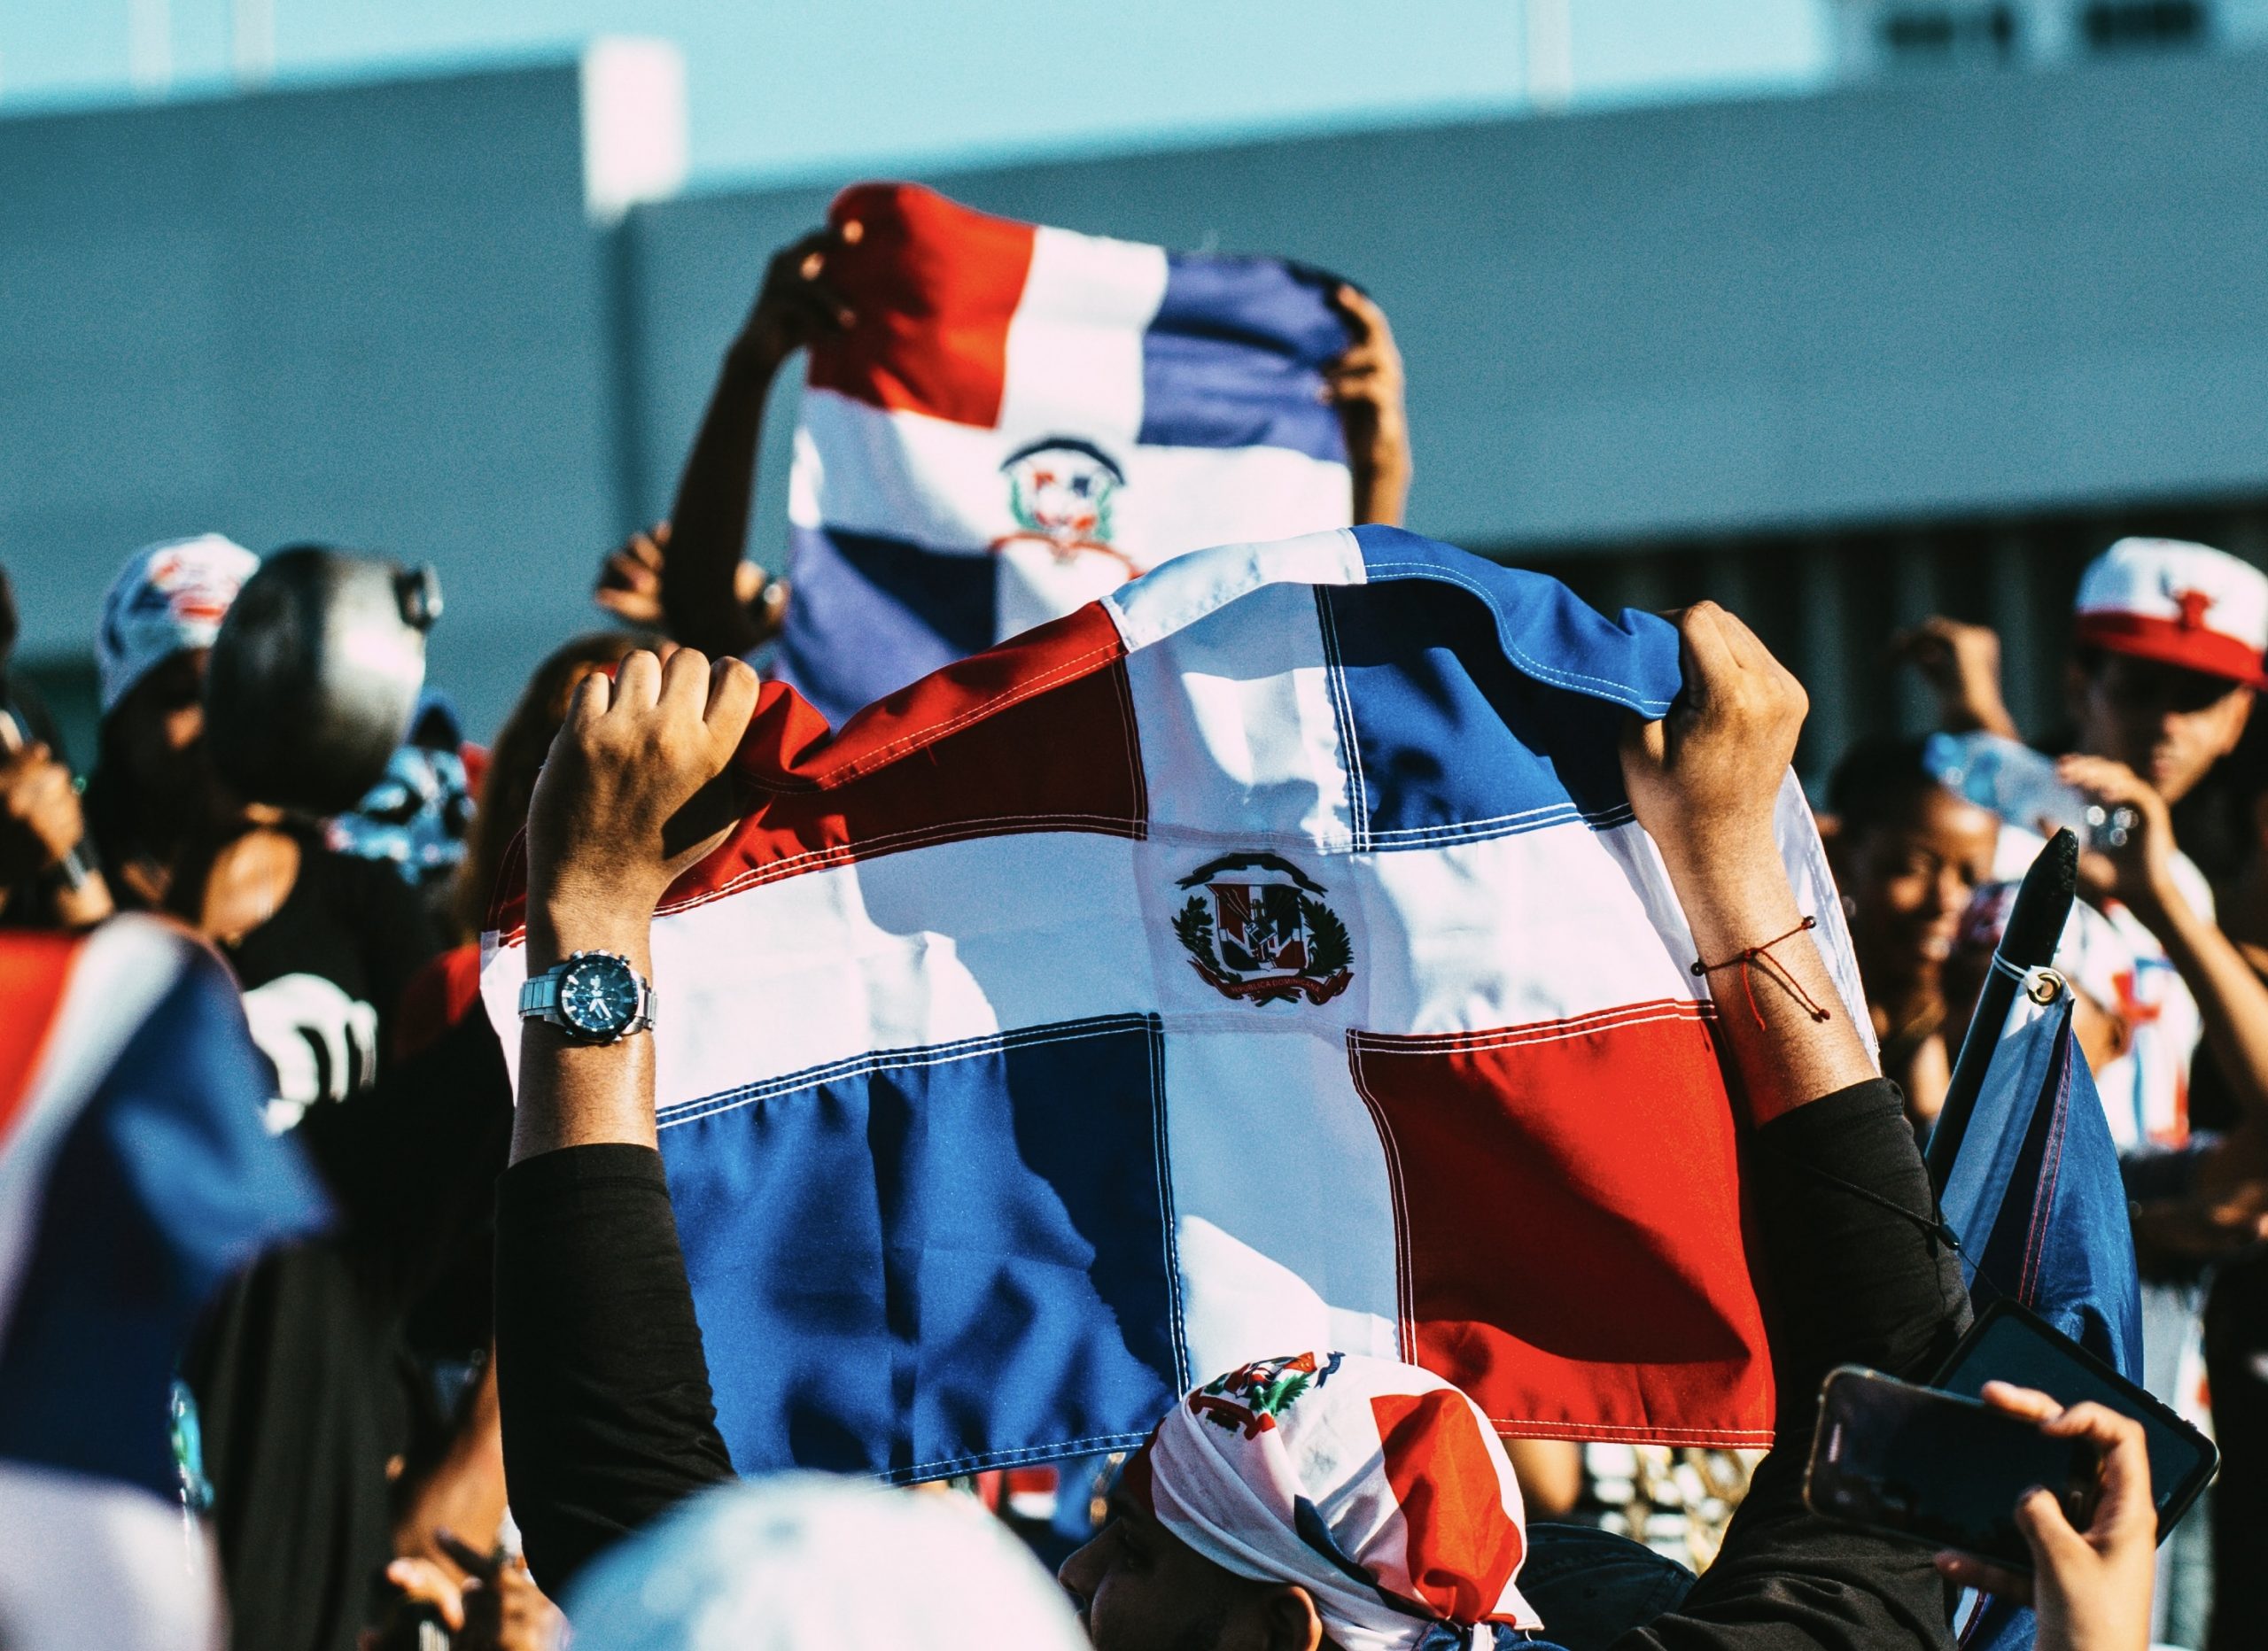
[1301,896,1352,978]
[1172,894,1215,962]
[1172,852,1354,1007]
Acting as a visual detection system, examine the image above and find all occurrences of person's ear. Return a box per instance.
[1256,1585,1325,1651]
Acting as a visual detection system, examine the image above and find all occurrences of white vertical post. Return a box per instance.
[580,39,689,223]
[1525,0,1574,112]
[232,0,276,87]
[128,0,173,97]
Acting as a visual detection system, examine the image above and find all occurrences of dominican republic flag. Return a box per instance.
[0,916,330,1494]
[773,181,1356,725]
[485,527,1872,1483]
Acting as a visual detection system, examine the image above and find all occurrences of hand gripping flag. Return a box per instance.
[0,916,329,1647]
[773,182,1357,725]
[484,527,1873,1482]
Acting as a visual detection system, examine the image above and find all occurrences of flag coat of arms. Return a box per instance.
[485,526,1871,1482]
[773,182,1356,725]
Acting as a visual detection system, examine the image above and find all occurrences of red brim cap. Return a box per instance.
[2074,612,2268,691]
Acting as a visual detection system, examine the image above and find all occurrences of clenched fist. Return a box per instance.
[524,648,761,930]
[1619,602,1808,884]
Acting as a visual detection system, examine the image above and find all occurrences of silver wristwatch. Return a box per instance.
[517,950,656,1045]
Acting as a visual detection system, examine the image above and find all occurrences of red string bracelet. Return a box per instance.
[1690,915,1834,1030]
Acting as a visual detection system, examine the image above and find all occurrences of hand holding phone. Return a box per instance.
[1934,1384,2157,1651]
[1804,1366,2098,1571]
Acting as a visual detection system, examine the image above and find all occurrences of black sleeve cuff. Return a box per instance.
[497,1139,671,1205]
[1750,1078,1971,1439]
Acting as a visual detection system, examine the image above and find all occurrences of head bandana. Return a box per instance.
[1130,1352,1541,1650]
[96,534,260,716]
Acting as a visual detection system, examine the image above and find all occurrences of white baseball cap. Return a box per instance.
[95,534,260,716]
[2073,537,2268,689]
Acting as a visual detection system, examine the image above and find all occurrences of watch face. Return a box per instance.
[558,956,641,1037]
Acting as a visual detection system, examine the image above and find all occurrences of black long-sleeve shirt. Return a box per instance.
[496,1078,1970,1647]
[494,1141,734,1585]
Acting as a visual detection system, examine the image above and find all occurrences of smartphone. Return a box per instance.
[1934,1297,2218,1539]
[1805,1365,2097,1570]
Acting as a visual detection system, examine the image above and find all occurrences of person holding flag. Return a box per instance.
[482,596,2161,1647]
[593,190,1412,705]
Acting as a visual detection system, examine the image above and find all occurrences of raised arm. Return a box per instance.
[509,646,757,1164]
[1619,602,1875,1122]
[1324,285,1412,529]
[1618,605,1972,1649]
[626,229,854,660]
[494,648,757,1592]
[0,714,113,930]
[1891,616,2022,740]
[2056,751,2268,1144]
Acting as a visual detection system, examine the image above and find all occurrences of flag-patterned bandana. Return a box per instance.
[1128,1352,1541,1650]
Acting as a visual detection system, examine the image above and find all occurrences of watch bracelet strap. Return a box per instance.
[518,971,558,1019]
[28,837,96,896]
[517,961,656,1033]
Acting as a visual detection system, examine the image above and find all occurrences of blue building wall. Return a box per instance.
[628,46,2268,558]
[8,49,2268,739]
[0,64,619,738]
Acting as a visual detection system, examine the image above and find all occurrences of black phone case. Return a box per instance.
[1931,1297,2219,1538]
[1805,1366,2092,1570]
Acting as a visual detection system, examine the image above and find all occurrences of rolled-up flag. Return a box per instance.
[1933,832,2143,1651]
[1927,828,2078,1194]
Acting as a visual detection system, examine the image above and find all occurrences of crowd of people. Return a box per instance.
[4,218,2259,1651]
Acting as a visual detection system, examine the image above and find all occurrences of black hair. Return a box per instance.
[1825,735,1945,837]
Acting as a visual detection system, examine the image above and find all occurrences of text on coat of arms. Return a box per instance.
[1172,852,1353,1007]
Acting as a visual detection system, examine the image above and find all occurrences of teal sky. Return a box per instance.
[0,1,1829,182]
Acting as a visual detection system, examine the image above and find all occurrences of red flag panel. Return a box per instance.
[1348,1003,1773,1446]
[806,182,1036,430]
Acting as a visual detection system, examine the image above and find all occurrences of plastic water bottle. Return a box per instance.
[1921,732,2137,849]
